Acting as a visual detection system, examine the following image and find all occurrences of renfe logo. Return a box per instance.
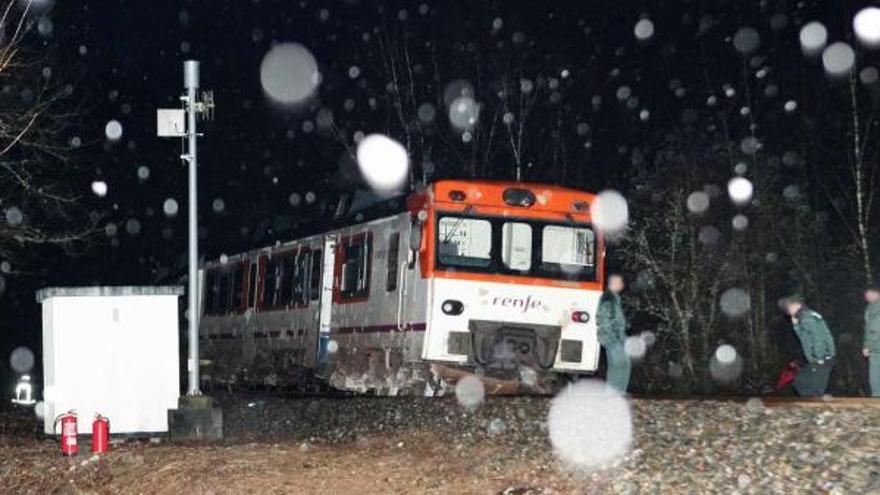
[492,295,543,313]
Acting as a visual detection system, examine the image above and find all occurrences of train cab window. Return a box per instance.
[386,232,400,292]
[501,222,532,271]
[340,234,372,300]
[262,258,280,307]
[293,250,310,306]
[232,266,244,311]
[437,217,492,268]
[309,249,322,301]
[541,225,595,276]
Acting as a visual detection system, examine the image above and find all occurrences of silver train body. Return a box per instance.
[198,181,605,395]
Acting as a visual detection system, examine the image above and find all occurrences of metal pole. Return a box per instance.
[184,60,200,396]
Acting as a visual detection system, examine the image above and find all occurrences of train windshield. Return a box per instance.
[436,215,597,281]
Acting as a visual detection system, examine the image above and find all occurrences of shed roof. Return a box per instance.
[36,286,185,303]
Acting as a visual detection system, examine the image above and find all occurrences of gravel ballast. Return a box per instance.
[1,393,879,494]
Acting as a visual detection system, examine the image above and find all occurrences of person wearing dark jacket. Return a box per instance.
[783,297,836,397]
[862,285,880,397]
[596,274,630,393]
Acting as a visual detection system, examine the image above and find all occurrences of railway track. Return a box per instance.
[634,394,880,408]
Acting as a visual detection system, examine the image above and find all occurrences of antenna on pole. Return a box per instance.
[157,60,217,397]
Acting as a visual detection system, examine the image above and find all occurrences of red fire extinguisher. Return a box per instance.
[56,411,78,456]
[92,414,109,454]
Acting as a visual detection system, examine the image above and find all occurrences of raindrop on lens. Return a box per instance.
[448,96,480,130]
[212,198,225,213]
[727,177,754,204]
[733,27,760,54]
[488,418,507,436]
[259,42,320,105]
[686,191,710,214]
[732,214,749,230]
[740,136,760,155]
[454,374,485,410]
[547,380,633,468]
[356,134,409,194]
[163,198,178,217]
[860,67,879,85]
[105,120,123,141]
[710,351,743,383]
[634,18,654,41]
[822,42,855,76]
[91,181,108,197]
[720,288,750,317]
[624,336,647,359]
[854,7,880,47]
[126,218,141,236]
[417,103,436,123]
[715,345,738,364]
[5,207,23,226]
[10,347,35,373]
[799,22,828,53]
[590,190,629,233]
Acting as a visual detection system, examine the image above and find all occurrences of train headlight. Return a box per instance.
[571,311,590,323]
[441,299,464,315]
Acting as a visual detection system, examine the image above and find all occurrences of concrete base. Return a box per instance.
[167,395,223,441]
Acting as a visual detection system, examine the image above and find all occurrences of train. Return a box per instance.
[198,180,606,396]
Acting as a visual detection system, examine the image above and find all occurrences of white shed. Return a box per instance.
[38,286,183,436]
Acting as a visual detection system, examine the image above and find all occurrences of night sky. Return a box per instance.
[1,0,877,375]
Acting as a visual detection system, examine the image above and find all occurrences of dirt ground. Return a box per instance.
[0,432,584,495]
[2,394,880,494]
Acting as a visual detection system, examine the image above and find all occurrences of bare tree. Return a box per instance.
[0,1,92,267]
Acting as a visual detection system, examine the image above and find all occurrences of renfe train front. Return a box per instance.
[198,180,605,396]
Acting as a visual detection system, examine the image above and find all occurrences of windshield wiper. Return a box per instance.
[441,205,475,244]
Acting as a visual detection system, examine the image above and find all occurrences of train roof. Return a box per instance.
[411,179,596,213]
[204,180,597,269]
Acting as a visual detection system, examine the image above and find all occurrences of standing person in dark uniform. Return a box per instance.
[596,274,630,393]
[862,285,880,397]
[783,297,836,397]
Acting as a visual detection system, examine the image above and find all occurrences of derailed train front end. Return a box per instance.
[412,181,604,392]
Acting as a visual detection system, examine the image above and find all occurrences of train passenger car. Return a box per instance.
[199,180,605,395]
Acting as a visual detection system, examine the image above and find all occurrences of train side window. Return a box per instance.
[205,271,217,315]
[218,272,230,313]
[232,266,244,310]
[309,249,322,301]
[386,232,400,292]
[280,256,296,306]
[263,258,280,307]
[293,250,310,306]
[340,234,371,300]
[247,263,257,308]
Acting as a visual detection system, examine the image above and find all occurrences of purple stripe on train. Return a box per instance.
[201,322,427,340]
